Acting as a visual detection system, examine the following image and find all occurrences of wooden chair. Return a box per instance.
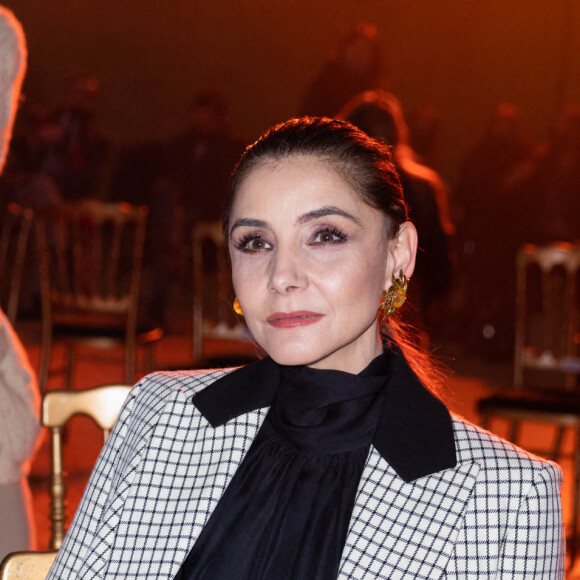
[192,220,257,368]
[478,241,580,565]
[35,200,162,391]
[42,383,132,549]
[0,203,33,325]
[0,551,57,580]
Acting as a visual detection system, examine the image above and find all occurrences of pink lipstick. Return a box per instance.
[266,311,323,328]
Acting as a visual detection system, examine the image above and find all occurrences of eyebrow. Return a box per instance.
[229,218,268,237]
[297,206,362,226]
[229,206,362,237]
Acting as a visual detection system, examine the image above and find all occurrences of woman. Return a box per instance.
[48,117,564,579]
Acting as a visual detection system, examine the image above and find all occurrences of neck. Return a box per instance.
[307,327,384,375]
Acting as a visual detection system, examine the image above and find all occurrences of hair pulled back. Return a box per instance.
[223,116,407,238]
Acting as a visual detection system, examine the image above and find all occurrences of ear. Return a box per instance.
[385,221,417,287]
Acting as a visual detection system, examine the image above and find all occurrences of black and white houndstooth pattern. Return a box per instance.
[47,369,564,579]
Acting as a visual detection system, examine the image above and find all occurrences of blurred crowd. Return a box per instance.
[2,21,579,358]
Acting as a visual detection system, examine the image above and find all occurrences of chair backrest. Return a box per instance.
[42,383,132,549]
[0,203,33,324]
[35,200,148,326]
[192,220,248,362]
[514,242,580,389]
[0,551,58,580]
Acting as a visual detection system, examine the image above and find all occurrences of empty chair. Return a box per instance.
[35,200,162,391]
[192,220,256,367]
[42,383,132,549]
[478,241,580,565]
[0,551,57,580]
[0,203,33,325]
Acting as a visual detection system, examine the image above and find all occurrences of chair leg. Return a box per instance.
[39,333,52,393]
[49,427,66,550]
[125,339,136,384]
[552,426,566,463]
[144,343,154,375]
[508,420,520,443]
[481,414,490,430]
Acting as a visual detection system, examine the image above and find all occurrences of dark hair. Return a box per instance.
[223,116,446,398]
[223,116,407,239]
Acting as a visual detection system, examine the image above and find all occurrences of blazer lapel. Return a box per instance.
[339,448,480,580]
[102,388,269,579]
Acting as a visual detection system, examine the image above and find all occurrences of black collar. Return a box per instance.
[192,343,457,483]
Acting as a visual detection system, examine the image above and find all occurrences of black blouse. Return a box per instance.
[176,342,457,580]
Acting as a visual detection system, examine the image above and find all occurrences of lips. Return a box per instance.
[266,311,324,328]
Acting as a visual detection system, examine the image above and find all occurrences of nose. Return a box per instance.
[268,245,308,295]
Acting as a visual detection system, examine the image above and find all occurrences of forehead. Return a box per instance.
[232,155,372,218]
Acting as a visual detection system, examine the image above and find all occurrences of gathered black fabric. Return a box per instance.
[175,354,390,580]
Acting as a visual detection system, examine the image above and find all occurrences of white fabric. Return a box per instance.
[0,481,35,558]
[0,6,26,172]
[0,309,41,484]
[48,369,565,579]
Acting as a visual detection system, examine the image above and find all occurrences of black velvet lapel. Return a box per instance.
[191,344,457,483]
[372,345,457,481]
[192,357,279,428]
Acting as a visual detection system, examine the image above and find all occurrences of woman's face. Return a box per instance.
[229,155,415,374]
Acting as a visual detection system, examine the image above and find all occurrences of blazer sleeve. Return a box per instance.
[498,460,565,578]
[46,378,143,579]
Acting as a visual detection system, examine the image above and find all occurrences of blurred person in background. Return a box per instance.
[300,22,385,119]
[2,71,109,205]
[454,104,534,355]
[0,107,62,209]
[44,71,109,200]
[0,5,42,559]
[339,90,454,338]
[143,86,244,326]
[509,103,580,245]
[407,103,442,171]
[163,85,245,229]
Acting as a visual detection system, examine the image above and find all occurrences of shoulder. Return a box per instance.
[94,367,241,476]
[135,366,237,399]
[451,415,562,485]
[125,367,238,417]
[113,367,238,438]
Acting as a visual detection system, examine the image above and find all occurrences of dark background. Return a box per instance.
[5,0,580,183]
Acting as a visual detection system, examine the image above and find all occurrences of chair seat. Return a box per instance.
[52,310,127,330]
[0,550,58,580]
[52,322,163,347]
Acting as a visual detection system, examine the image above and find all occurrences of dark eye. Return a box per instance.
[312,227,348,244]
[234,234,272,252]
[246,238,270,251]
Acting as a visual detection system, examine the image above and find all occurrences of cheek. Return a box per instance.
[231,257,268,315]
[321,254,385,298]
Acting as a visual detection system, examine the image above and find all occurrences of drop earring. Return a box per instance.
[233,297,244,316]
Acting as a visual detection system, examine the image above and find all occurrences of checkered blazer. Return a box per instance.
[47,368,564,579]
